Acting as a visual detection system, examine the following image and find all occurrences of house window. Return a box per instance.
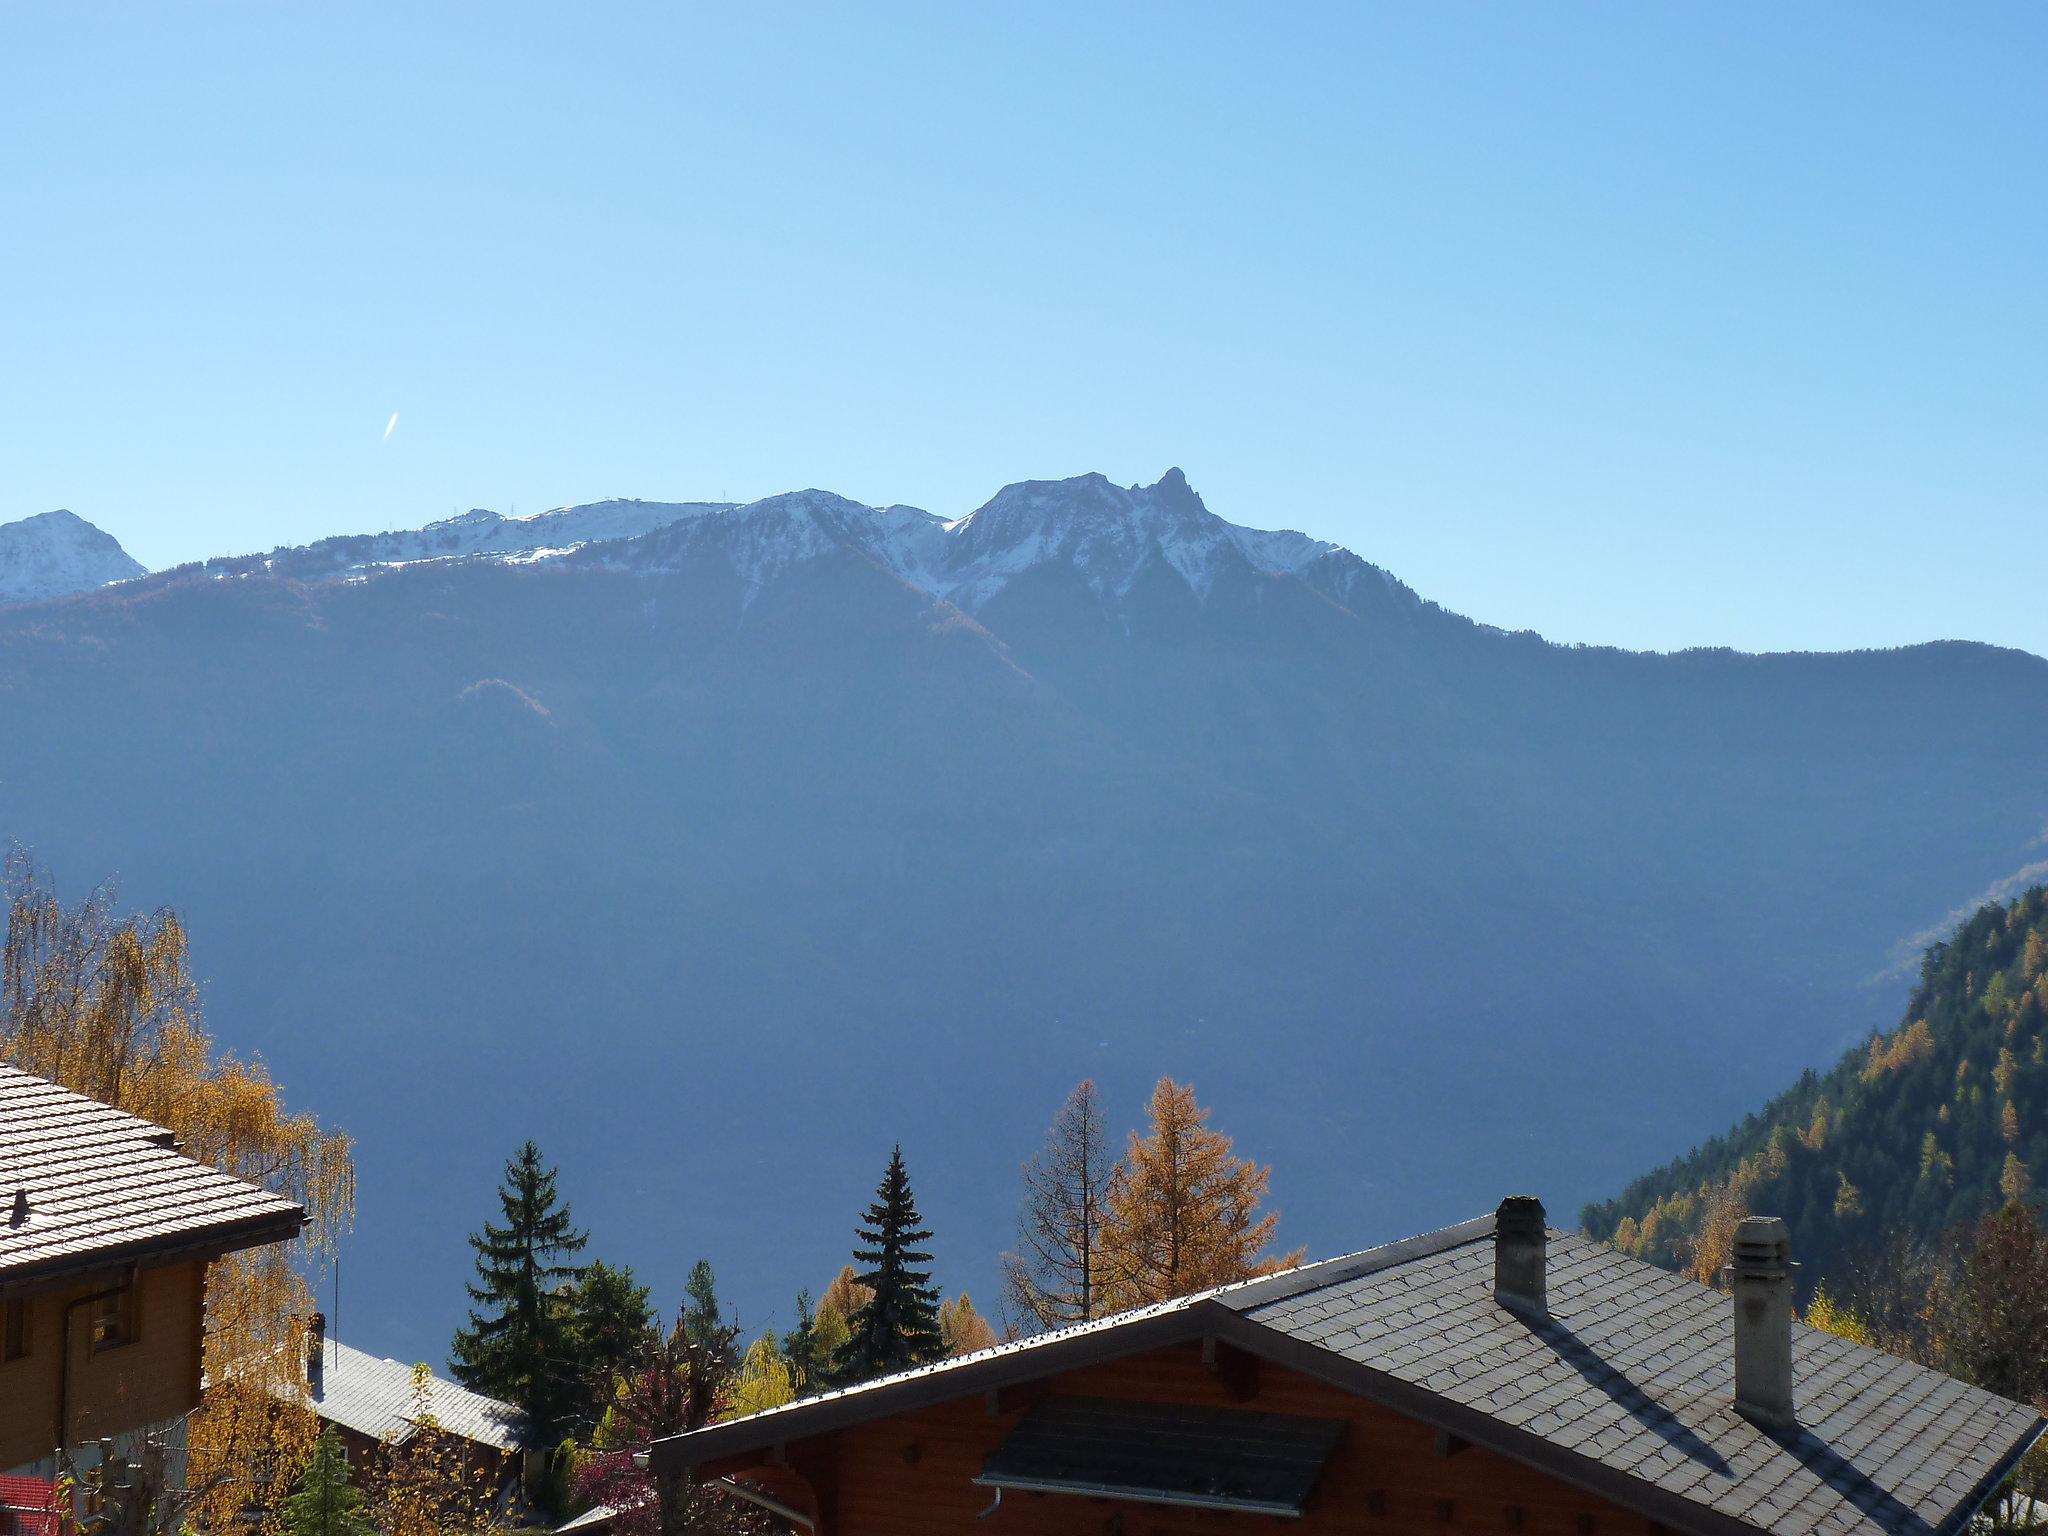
[3,1297,26,1360]
[91,1274,137,1351]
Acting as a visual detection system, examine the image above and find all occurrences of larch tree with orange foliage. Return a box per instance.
[938,1292,999,1356]
[1687,1185,1752,1289]
[1097,1077,1301,1309]
[0,854,355,1532]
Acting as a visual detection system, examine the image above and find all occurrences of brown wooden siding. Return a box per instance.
[0,1260,206,1471]
[715,1340,1651,1536]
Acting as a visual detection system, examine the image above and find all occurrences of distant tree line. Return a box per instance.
[449,1075,1300,1534]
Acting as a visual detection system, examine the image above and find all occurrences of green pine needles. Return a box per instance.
[282,1428,374,1536]
[832,1145,944,1385]
[450,1139,589,1438]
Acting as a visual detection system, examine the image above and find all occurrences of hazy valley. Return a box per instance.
[3,471,2044,1365]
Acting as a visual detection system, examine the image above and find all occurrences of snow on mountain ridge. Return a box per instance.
[933,467,1348,607]
[589,469,1391,614]
[589,489,952,601]
[0,510,146,607]
[35,472,1404,618]
[372,498,734,563]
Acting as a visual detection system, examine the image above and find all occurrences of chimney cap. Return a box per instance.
[1729,1216,1793,1281]
[1496,1195,1546,1234]
[1728,1215,1797,1428]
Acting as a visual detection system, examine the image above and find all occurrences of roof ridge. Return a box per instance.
[1219,1213,1496,1314]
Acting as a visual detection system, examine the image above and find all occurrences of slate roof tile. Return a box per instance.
[0,1065,304,1284]
[1231,1227,2043,1536]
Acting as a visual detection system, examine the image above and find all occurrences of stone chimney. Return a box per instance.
[1728,1217,1795,1428]
[307,1311,327,1394]
[1494,1196,1547,1315]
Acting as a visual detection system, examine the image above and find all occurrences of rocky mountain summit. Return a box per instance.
[0,509,144,606]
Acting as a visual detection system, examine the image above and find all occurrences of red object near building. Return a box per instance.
[0,1475,59,1536]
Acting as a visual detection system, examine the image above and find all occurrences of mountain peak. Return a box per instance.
[934,466,1339,606]
[0,509,146,607]
[97,470,1389,621]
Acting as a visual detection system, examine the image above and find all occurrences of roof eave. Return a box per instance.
[651,1216,1503,1480]
[1932,1415,2048,1536]
[650,1300,1224,1477]
[0,1204,306,1299]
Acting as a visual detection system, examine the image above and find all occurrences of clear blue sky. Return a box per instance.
[4,4,2043,656]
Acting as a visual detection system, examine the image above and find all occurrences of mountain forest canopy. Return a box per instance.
[1583,886,2048,1293]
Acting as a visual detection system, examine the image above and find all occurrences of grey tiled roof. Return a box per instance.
[1233,1225,2044,1536]
[653,1214,2046,1536]
[303,1337,532,1452]
[0,1065,304,1286]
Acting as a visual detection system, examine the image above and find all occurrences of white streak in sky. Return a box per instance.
[383,412,399,442]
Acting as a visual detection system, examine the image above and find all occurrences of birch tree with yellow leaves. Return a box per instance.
[0,853,355,1531]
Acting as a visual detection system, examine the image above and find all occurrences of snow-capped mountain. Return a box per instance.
[573,469,1410,616]
[600,490,951,597]
[104,470,1408,620]
[102,469,1396,615]
[934,468,1343,607]
[0,510,145,606]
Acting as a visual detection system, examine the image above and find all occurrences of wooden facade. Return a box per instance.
[0,1259,207,1474]
[698,1338,1646,1536]
[0,1064,305,1477]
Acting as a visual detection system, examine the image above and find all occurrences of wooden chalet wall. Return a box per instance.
[707,1339,1651,1536]
[0,1260,206,1471]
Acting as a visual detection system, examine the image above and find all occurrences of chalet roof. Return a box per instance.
[304,1337,533,1452]
[0,1065,305,1291]
[653,1215,2048,1536]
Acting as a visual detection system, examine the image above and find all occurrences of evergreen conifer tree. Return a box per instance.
[450,1140,588,1436]
[566,1259,656,1435]
[680,1258,737,1371]
[281,1428,374,1536]
[782,1288,823,1396]
[831,1146,943,1384]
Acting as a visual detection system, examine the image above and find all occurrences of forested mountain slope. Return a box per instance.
[1583,888,2048,1288]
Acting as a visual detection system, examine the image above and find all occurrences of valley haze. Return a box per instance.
[1,468,2043,1368]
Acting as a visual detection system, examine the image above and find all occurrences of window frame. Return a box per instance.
[89,1270,139,1354]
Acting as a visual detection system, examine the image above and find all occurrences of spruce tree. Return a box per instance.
[281,1428,374,1536]
[831,1146,943,1384]
[450,1140,589,1436]
[565,1259,655,1435]
[782,1288,823,1395]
